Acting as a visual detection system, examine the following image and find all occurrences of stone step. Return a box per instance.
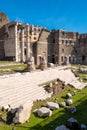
[0,67,86,109]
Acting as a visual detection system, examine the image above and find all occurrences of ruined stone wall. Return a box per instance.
[0,12,10,28]
[0,29,4,59]
[48,32,59,64]
[57,30,78,65]
[1,17,87,65]
[0,39,4,59]
[36,30,50,65]
[4,25,16,60]
[75,34,87,64]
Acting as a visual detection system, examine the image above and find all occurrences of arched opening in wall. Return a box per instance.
[39,56,42,64]
[52,55,55,64]
[72,57,75,64]
[69,56,71,63]
[24,48,27,61]
[48,56,50,63]
[55,56,58,64]
[82,55,86,62]
[24,48,26,56]
[62,48,64,53]
[53,39,55,43]
[61,56,64,62]
[64,56,68,65]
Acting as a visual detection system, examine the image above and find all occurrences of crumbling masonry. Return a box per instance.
[0,11,87,65]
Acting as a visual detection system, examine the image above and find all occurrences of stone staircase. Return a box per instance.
[0,66,86,109]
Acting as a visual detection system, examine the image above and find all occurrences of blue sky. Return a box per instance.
[0,0,87,33]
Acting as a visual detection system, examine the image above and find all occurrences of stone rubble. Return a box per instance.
[47,102,59,110]
[37,107,52,117]
[55,125,70,130]
[66,99,73,106]
[13,101,33,124]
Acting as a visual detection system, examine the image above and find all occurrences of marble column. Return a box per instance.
[15,23,19,62]
[21,28,25,62]
[26,25,30,61]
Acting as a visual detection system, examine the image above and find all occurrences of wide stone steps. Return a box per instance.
[0,66,86,109]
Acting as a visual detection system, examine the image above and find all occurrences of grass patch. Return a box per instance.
[77,72,87,82]
[0,64,27,75]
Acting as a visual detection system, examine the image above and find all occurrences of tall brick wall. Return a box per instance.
[35,30,50,65]
[0,12,9,28]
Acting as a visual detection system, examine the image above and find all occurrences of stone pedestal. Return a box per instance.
[39,57,47,71]
[26,57,35,72]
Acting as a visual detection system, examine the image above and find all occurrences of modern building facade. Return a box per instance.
[0,11,87,65]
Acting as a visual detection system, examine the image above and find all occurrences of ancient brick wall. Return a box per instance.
[35,30,50,65]
[75,34,87,64]
[4,25,16,59]
[0,12,9,28]
[55,30,78,65]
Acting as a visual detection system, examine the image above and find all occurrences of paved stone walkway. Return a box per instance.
[0,66,86,108]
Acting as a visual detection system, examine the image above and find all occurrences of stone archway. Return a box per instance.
[82,55,86,62]
[52,55,55,64]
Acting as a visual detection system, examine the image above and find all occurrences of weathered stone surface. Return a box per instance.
[55,125,70,130]
[59,102,66,107]
[79,68,87,74]
[13,101,33,124]
[26,56,35,72]
[67,107,76,114]
[37,107,52,117]
[47,102,59,110]
[66,93,72,99]
[33,109,38,114]
[81,124,87,130]
[45,86,53,93]
[11,108,17,114]
[39,57,47,70]
[48,63,54,68]
[67,117,78,129]
[66,99,73,106]
[71,107,76,114]
[2,104,11,111]
[0,11,10,28]
[67,117,77,123]
[10,123,14,126]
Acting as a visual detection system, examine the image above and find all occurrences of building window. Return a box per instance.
[0,19,2,22]
[18,29,21,33]
[70,40,72,44]
[53,39,55,43]
[66,40,68,44]
[24,49,26,55]
[34,28,36,31]
[24,28,27,31]
[82,55,86,61]
[69,57,71,63]
[30,30,32,34]
[62,48,64,53]
[38,29,40,34]
[34,37,36,40]
[62,31,64,36]
[38,29,40,32]
[62,40,64,44]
